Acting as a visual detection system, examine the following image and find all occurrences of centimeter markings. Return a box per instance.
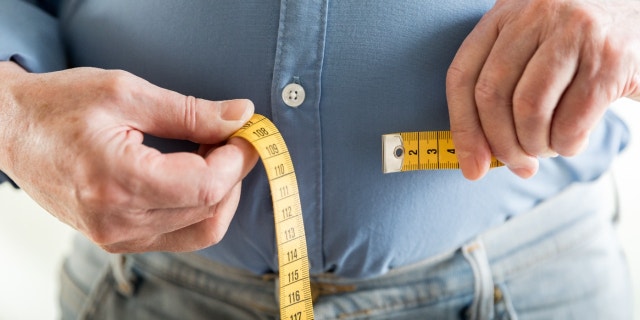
[231,114,314,320]
[382,131,503,173]
[233,116,504,317]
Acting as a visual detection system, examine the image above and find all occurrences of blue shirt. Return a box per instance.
[1,0,629,278]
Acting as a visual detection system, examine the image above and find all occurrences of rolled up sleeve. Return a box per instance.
[0,172,18,188]
[0,0,66,72]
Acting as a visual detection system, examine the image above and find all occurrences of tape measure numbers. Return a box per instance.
[232,114,502,318]
[231,114,314,320]
[382,131,503,173]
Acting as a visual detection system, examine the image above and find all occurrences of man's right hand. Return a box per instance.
[0,61,259,253]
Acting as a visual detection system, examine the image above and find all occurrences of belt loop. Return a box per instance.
[462,239,495,320]
[608,171,622,224]
[110,254,136,297]
[274,276,281,307]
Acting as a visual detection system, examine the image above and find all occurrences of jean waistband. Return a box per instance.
[128,173,616,295]
[480,172,616,282]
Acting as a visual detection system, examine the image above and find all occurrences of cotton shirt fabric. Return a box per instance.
[0,0,630,279]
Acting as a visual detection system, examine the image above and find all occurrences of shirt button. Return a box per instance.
[282,83,305,108]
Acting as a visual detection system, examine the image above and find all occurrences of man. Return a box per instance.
[1,0,638,318]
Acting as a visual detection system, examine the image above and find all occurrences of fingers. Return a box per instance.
[79,132,258,249]
[551,54,615,156]
[145,94,254,143]
[102,182,243,253]
[140,92,254,143]
[512,38,578,158]
[446,14,499,180]
[90,138,257,250]
[118,134,258,210]
[473,17,541,178]
[74,71,260,251]
[447,0,632,180]
[103,71,254,144]
[3,66,260,253]
[448,10,539,180]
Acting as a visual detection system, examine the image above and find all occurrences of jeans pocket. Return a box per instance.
[61,246,279,320]
[59,256,115,320]
[493,221,633,320]
[59,259,89,320]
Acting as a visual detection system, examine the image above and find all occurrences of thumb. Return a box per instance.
[125,80,254,143]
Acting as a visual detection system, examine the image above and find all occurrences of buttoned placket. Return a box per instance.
[270,0,329,275]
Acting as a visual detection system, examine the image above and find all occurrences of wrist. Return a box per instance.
[0,60,28,76]
[0,61,28,174]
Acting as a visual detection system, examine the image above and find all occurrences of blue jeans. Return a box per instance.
[60,174,633,319]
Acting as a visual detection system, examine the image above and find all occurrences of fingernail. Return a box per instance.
[507,158,539,179]
[539,151,559,158]
[221,100,254,121]
[509,166,535,178]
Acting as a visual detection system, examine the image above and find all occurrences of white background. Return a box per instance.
[1,99,639,319]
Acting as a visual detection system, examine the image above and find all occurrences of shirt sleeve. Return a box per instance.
[0,1,65,188]
[0,172,18,188]
[0,0,66,72]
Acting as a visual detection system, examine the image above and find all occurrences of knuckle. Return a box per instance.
[203,221,227,247]
[520,141,551,159]
[474,78,510,110]
[203,230,225,247]
[76,181,131,211]
[513,91,545,119]
[601,36,625,61]
[103,70,133,90]
[516,136,538,156]
[551,96,605,157]
[100,243,124,254]
[488,139,522,165]
[182,95,199,138]
[75,188,137,246]
[567,5,600,33]
[198,176,226,206]
[86,223,119,247]
[552,124,590,156]
[195,207,231,248]
[450,125,477,139]
[446,65,468,89]
[98,70,137,103]
[75,184,104,206]
[450,126,482,151]
[492,149,518,165]
[100,237,155,254]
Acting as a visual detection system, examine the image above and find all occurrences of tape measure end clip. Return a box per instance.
[382,134,404,174]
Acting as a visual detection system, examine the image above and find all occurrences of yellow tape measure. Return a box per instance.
[232,114,314,320]
[232,115,502,318]
[382,131,503,173]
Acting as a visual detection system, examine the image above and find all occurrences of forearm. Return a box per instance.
[0,0,66,180]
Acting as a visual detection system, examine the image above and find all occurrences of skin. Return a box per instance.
[447,0,640,180]
[1,0,639,253]
[0,62,259,253]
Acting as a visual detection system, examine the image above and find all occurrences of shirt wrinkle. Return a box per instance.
[1,0,630,279]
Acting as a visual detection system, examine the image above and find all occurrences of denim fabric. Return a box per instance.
[59,174,632,320]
